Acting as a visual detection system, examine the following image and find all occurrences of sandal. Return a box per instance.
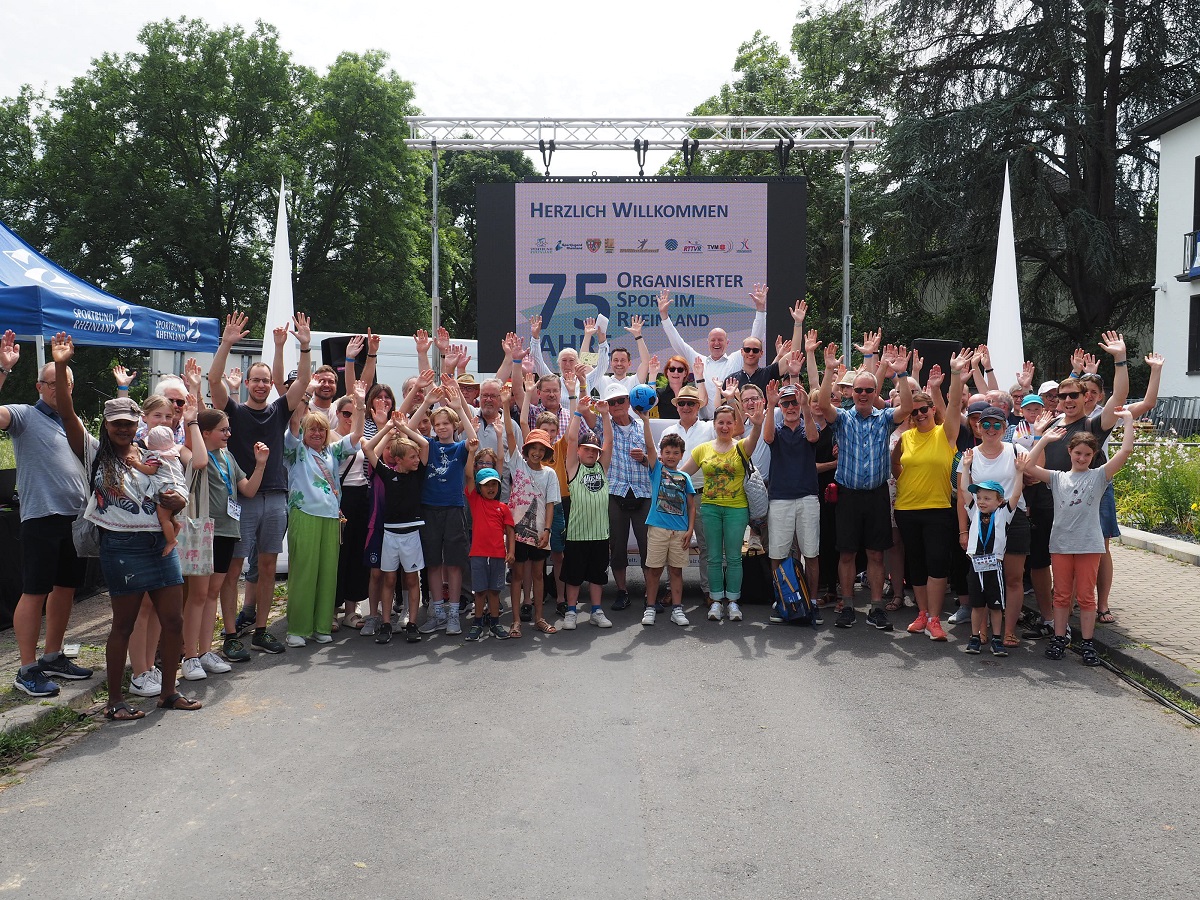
[346,614,365,629]
[884,597,903,612]
[157,692,203,711]
[509,622,523,639]
[1097,610,1117,624]
[105,702,145,721]
[1002,633,1021,648]
[534,618,557,634]
[330,619,341,633]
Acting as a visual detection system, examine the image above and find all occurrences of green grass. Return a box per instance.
[0,706,93,775]
[1118,665,1200,718]
[0,435,13,469]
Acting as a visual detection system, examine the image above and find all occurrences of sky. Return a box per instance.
[0,1,806,176]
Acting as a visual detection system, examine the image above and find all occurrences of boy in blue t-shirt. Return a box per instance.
[639,415,696,626]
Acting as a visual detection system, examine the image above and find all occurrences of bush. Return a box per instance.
[1113,427,1200,537]
[0,435,13,469]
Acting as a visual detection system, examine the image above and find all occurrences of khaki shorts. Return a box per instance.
[645,525,689,569]
[767,495,820,560]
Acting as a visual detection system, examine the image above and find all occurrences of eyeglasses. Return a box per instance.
[912,406,931,416]
[980,420,1005,430]
[742,346,762,354]
[608,397,628,405]
[1058,391,1082,399]
[853,387,875,395]
[779,398,799,408]
[247,377,272,385]
[666,366,687,373]
[339,410,353,419]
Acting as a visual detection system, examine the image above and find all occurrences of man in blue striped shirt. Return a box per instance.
[816,341,913,631]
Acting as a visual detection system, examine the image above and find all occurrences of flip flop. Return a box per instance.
[1097,610,1117,624]
[158,692,203,711]
[105,702,145,721]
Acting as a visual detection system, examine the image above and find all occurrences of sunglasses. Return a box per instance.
[980,420,1005,430]
[912,406,931,416]
[666,366,687,373]
[339,410,353,419]
[675,400,697,408]
[779,398,799,408]
[1058,391,1082,399]
[853,387,875,395]
[169,398,187,407]
[608,397,628,405]
[742,346,762,354]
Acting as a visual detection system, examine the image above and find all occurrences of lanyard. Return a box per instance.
[208,450,235,497]
[979,512,996,552]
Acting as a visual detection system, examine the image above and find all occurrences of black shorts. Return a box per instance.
[967,567,1005,610]
[514,542,550,563]
[212,536,237,575]
[1004,508,1031,556]
[20,514,86,595]
[420,505,468,568]
[894,507,956,585]
[1027,502,1052,570]
[834,484,893,553]
[561,539,609,587]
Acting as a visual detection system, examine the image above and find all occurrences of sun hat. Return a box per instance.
[671,384,702,406]
[103,397,142,423]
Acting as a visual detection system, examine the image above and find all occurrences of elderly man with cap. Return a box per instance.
[1037,380,1060,416]
[662,383,715,596]
[0,330,95,697]
[598,381,653,610]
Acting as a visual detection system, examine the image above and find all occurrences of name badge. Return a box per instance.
[227,498,242,521]
[971,553,1000,573]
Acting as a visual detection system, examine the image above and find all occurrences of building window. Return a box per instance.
[1190,295,1200,374]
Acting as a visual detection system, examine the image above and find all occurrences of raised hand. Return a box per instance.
[1115,406,1134,425]
[0,330,20,371]
[292,313,312,346]
[1098,330,1127,360]
[765,379,780,406]
[1017,360,1035,389]
[926,364,944,390]
[366,329,380,354]
[823,342,839,366]
[692,356,704,379]
[443,345,461,371]
[435,326,451,354]
[415,328,432,355]
[272,323,290,348]
[854,329,882,357]
[910,351,924,379]
[648,355,660,381]
[749,283,768,312]
[1034,410,1055,435]
[583,317,597,339]
[346,334,365,358]
[977,344,991,368]
[1145,352,1164,369]
[790,298,807,325]
[353,379,368,403]
[777,339,793,359]
[949,348,971,374]
[563,369,578,393]
[510,334,526,361]
[417,367,437,389]
[890,346,910,375]
[112,364,137,388]
[183,358,203,392]
[500,384,513,407]
[1082,352,1100,375]
[627,315,644,339]
[222,312,249,345]
[529,316,542,340]
[1042,425,1067,443]
[225,367,243,391]
[50,332,74,363]
[459,352,472,373]
[1070,347,1086,373]
[523,370,537,391]
[521,356,536,375]
[804,329,821,355]
[656,288,671,319]
[786,350,803,377]
[181,394,199,425]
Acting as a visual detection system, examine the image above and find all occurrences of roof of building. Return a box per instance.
[1134,93,1200,138]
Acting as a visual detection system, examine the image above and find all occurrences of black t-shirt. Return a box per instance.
[1042,414,1112,472]
[813,422,836,490]
[374,458,426,529]
[224,396,293,493]
[656,385,681,420]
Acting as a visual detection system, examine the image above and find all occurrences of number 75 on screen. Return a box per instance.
[530,273,610,332]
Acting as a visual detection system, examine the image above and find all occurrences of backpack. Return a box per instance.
[771,556,818,627]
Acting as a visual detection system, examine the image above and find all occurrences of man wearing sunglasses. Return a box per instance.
[599,382,652,610]
[817,341,914,631]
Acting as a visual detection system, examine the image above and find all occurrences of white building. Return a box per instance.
[1138,95,1200,399]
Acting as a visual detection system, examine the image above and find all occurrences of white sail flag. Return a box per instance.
[262,176,297,399]
[986,163,1025,390]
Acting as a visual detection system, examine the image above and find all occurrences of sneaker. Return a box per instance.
[556,601,568,618]
[285,634,307,648]
[641,607,656,626]
[37,653,93,681]
[865,608,894,631]
[769,611,785,624]
[312,633,333,644]
[964,635,982,654]
[181,657,208,680]
[1045,634,1068,661]
[727,601,743,621]
[199,651,232,674]
[990,636,1009,657]
[252,631,285,654]
[835,607,856,629]
[1080,640,1100,667]
[946,606,972,626]
[419,609,447,634]
[465,621,484,642]
[490,622,511,640]
[590,609,613,628]
[670,607,690,627]
[360,615,379,636]
[907,611,929,634]
[405,622,422,643]
[128,669,160,697]
[926,617,948,641]
[812,606,824,626]
[519,603,533,622]
[14,666,60,698]
[1022,621,1055,640]
[562,610,578,630]
[707,601,724,621]
[222,635,250,663]
[445,606,462,636]
[375,622,392,644]
[234,607,257,636]
[612,590,631,611]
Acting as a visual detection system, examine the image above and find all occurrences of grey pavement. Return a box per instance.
[1,582,1198,899]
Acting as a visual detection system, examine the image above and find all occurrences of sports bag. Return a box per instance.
[771,556,818,627]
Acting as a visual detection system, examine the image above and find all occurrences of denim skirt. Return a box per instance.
[99,529,184,596]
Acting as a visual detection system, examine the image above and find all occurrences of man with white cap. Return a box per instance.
[599,381,652,610]
[1037,380,1060,416]
[662,383,715,597]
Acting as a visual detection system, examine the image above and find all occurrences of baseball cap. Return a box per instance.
[967,400,990,416]
[1038,380,1060,395]
[779,384,799,399]
[103,397,142,423]
[602,382,630,402]
[475,467,501,486]
[968,480,1007,496]
[979,405,1007,421]
[1021,394,1045,408]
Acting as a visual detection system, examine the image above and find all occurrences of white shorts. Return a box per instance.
[381,529,424,574]
[767,495,820,560]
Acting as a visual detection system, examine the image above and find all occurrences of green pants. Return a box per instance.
[701,503,749,601]
[286,509,340,637]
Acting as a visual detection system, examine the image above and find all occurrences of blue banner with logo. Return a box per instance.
[0,220,219,351]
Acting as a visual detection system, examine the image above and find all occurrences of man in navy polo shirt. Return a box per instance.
[762,382,822,602]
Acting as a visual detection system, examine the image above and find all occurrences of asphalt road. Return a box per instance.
[2,588,1198,899]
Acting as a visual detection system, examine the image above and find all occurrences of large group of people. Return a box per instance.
[0,285,1164,719]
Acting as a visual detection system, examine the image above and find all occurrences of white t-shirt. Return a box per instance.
[662,419,715,492]
[968,442,1028,511]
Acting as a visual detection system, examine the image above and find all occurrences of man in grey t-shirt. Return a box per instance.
[0,331,96,697]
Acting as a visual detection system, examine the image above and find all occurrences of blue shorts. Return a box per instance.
[470,556,506,593]
[99,529,183,597]
[1099,481,1120,540]
[550,499,568,553]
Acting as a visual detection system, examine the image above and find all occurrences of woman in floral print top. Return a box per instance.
[280,380,365,645]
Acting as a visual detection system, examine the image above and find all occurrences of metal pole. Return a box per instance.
[841,144,852,366]
[35,339,46,374]
[430,141,441,376]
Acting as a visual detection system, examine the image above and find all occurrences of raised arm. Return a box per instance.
[464,436,479,493]
[565,398,584,480]
[656,289,700,361]
[237,442,271,499]
[1098,331,1129,431]
[1127,353,1164,419]
[629,316,651,383]
[1103,408,1136,479]
[748,283,768,344]
[762,380,779,445]
[640,407,657,469]
[597,401,614,470]
[363,419,395,467]
[284,313,314,412]
[271,321,289,394]
[209,312,249,411]
[1022,425,1060,484]
[890,350,915,422]
[817,342,840,422]
[528,316,553,378]
[50,333,87,461]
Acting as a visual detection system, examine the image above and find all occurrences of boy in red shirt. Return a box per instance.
[465,444,516,642]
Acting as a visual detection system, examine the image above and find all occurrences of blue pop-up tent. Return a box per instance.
[0,220,219,351]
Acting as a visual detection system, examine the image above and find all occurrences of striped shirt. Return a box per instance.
[567,461,609,541]
[831,406,900,490]
[605,417,651,499]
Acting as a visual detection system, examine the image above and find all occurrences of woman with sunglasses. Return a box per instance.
[653,356,708,420]
[891,354,965,642]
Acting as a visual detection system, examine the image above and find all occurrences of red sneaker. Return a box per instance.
[907,611,929,634]
[927,617,948,641]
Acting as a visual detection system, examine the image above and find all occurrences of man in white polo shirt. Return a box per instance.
[661,383,714,598]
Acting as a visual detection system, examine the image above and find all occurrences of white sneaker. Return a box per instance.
[947,606,972,626]
[707,601,724,621]
[641,607,656,626]
[670,607,690,626]
[181,657,207,681]
[360,615,379,636]
[199,651,231,674]
[562,611,578,630]
[285,634,307,648]
[312,633,333,644]
[727,601,743,621]
[129,670,161,697]
[590,609,613,628]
